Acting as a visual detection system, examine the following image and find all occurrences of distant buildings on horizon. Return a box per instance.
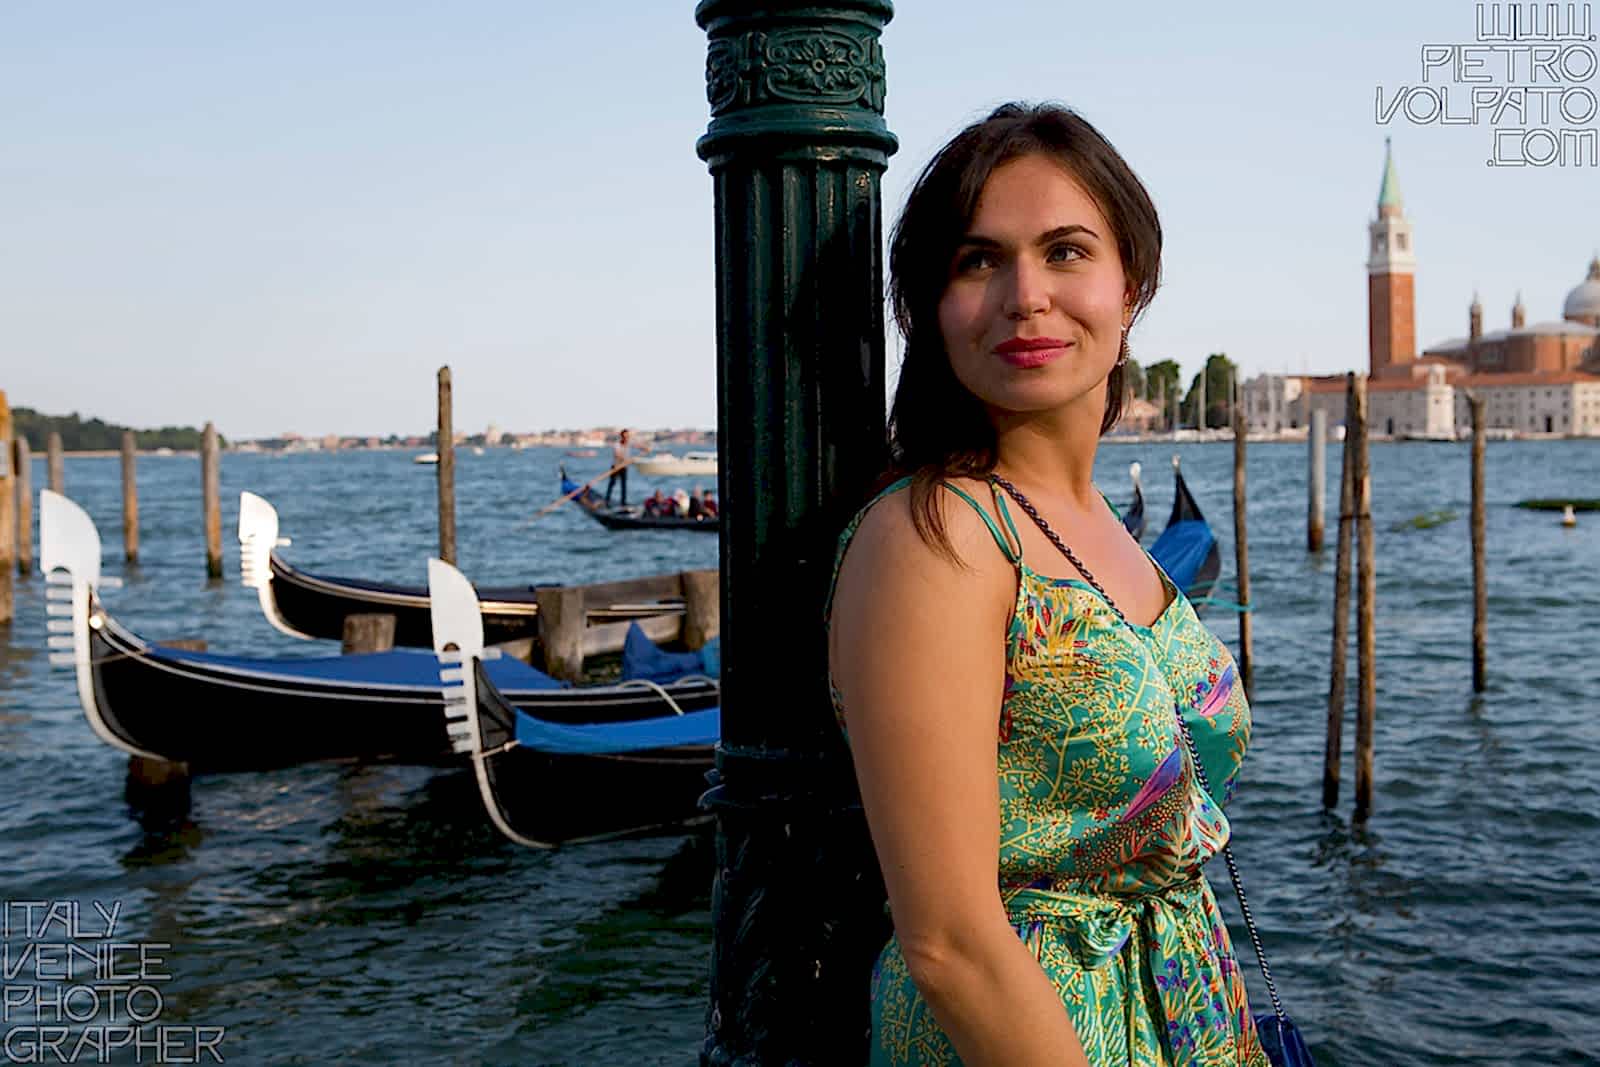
[1242,138,1600,440]
[231,426,715,454]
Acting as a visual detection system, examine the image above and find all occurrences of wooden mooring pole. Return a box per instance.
[437,366,457,566]
[696,2,896,1060]
[0,391,13,625]
[534,585,585,683]
[1232,383,1253,698]
[47,431,64,493]
[680,568,720,652]
[1308,408,1327,552]
[15,435,32,575]
[1469,394,1487,692]
[121,430,139,564]
[127,639,200,823]
[1351,375,1378,821]
[1322,380,1358,809]
[342,613,397,655]
[201,422,222,579]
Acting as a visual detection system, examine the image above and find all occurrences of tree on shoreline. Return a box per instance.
[10,408,224,451]
[1180,353,1240,429]
[1143,359,1182,416]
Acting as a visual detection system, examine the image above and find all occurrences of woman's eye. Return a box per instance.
[954,249,996,274]
[1046,243,1085,264]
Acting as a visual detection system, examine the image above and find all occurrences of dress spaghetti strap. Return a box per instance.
[938,481,1024,565]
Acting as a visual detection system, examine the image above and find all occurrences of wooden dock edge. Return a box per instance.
[535,568,718,681]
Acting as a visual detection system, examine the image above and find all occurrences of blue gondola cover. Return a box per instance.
[1149,519,1216,597]
[620,622,720,684]
[146,644,568,690]
[514,706,720,755]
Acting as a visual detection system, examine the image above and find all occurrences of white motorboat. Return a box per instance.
[413,452,440,465]
[633,450,718,477]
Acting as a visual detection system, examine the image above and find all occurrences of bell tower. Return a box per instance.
[1367,138,1416,377]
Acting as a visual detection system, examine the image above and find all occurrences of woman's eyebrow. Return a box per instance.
[1036,224,1099,244]
[955,223,1101,248]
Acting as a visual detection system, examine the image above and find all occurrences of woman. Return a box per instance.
[827,104,1267,1066]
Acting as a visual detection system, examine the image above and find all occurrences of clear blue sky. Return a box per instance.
[4,1,1596,439]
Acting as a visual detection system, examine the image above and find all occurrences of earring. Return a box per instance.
[1116,330,1130,368]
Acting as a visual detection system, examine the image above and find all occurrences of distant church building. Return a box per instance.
[1244,140,1600,437]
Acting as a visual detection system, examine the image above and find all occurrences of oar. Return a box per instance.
[528,460,631,522]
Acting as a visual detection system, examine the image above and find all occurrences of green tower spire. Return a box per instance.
[1377,136,1403,214]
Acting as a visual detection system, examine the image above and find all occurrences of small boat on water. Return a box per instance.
[1514,497,1600,512]
[558,470,719,532]
[633,450,718,477]
[429,558,718,848]
[414,452,440,465]
[239,492,687,646]
[1150,455,1222,603]
[43,491,719,772]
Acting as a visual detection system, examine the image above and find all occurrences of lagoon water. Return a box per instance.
[2,442,1596,1066]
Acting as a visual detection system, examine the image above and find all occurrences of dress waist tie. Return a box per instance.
[1003,874,1240,1067]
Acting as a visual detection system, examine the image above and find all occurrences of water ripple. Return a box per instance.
[3,442,1597,1064]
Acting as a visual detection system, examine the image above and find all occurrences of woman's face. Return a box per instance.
[937,153,1130,421]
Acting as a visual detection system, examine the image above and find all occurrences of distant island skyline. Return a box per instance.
[9,406,717,454]
[231,425,715,454]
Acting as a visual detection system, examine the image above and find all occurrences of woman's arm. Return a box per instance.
[830,490,1089,1067]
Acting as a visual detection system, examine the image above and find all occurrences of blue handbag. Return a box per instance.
[1255,1013,1316,1067]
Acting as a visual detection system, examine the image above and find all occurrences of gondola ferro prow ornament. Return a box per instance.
[39,490,147,757]
[238,490,308,640]
[426,557,720,850]
[427,556,486,760]
[427,557,544,849]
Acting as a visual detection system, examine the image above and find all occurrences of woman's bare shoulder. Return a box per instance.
[838,478,1013,602]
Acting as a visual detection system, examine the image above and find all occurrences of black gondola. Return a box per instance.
[43,491,718,774]
[1122,461,1146,542]
[558,469,719,532]
[428,558,717,848]
[1149,455,1222,603]
[239,491,685,646]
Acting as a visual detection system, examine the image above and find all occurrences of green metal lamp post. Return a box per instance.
[694,1,897,1061]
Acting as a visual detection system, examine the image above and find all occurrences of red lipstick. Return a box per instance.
[994,336,1071,368]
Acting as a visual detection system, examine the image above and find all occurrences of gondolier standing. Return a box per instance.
[605,429,633,507]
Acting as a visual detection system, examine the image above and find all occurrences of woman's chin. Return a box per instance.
[980,382,1108,420]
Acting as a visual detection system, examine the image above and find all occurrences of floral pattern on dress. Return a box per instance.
[827,480,1268,1067]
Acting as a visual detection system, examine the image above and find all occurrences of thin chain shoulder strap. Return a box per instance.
[988,474,1289,1024]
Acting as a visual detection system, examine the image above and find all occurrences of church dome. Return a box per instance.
[1564,255,1600,321]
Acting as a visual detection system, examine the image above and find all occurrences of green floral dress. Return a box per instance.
[828,479,1269,1067]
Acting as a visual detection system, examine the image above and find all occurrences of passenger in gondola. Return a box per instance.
[672,488,691,517]
[700,489,718,517]
[643,489,668,517]
[687,487,706,519]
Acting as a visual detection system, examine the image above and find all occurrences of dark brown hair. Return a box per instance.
[885,102,1163,561]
